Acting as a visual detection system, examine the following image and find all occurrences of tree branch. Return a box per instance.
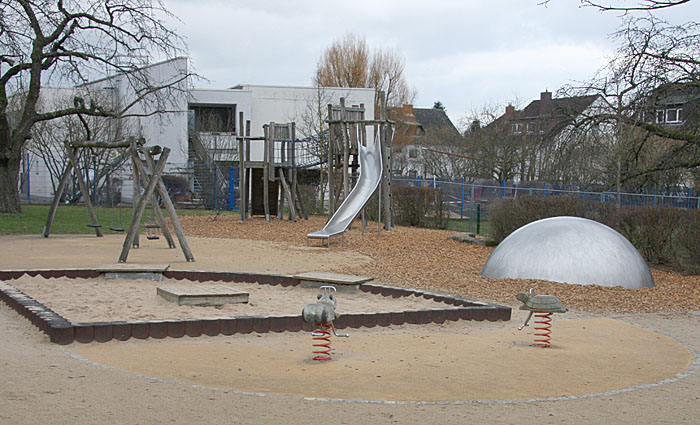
[581,0,691,11]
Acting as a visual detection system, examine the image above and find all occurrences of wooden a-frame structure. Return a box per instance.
[42,137,194,263]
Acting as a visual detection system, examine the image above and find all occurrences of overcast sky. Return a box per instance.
[161,0,697,128]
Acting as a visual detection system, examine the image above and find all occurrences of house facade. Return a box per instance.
[389,104,463,179]
[472,91,607,184]
[648,83,700,128]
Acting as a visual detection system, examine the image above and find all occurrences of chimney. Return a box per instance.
[504,104,515,119]
[540,91,552,115]
[402,104,414,115]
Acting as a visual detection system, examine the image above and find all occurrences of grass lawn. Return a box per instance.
[418,216,491,236]
[0,204,235,235]
[0,204,492,238]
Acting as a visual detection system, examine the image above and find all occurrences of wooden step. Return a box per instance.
[157,284,249,306]
[294,271,372,294]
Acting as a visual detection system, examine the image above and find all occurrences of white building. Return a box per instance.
[20,57,375,203]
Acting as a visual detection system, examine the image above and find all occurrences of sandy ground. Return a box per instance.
[10,276,450,323]
[1,221,700,424]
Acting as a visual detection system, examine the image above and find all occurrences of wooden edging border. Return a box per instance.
[0,269,511,345]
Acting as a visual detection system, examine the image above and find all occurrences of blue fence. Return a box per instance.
[394,177,700,211]
[392,177,700,235]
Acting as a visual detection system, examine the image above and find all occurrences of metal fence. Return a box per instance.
[392,177,700,235]
[19,157,700,235]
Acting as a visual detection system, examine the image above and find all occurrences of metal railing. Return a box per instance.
[392,177,700,235]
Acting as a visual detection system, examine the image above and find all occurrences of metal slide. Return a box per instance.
[307,139,382,246]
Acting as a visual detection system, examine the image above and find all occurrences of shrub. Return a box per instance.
[489,195,586,243]
[297,184,322,215]
[392,186,449,229]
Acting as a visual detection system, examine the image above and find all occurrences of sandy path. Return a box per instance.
[0,234,372,275]
[70,316,691,402]
[2,304,699,424]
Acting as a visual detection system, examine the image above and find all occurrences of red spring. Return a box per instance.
[312,322,332,360]
[534,312,552,348]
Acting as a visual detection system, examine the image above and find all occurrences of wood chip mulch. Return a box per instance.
[175,215,700,315]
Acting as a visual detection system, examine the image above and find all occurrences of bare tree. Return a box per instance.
[562,15,700,191]
[296,84,335,210]
[539,0,691,10]
[314,33,370,89]
[314,33,416,108]
[26,88,132,201]
[368,47,417,108]
[463,103,526,182]
[418,128,472,180]
[1,0,187,213]
[581,0,691,11]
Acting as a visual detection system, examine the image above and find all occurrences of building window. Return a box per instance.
[408,148,418,159]
[666,108,682,123]
[512,123,522,134]
[190,105,236,133]
[656,110,665,123]
[656,107,683,124]
[526,122,535,134]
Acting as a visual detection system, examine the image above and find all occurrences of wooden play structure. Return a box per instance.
[42,136,194,263]
[236,119,310,223]
[236,93,394,232]
[325,95,394,232]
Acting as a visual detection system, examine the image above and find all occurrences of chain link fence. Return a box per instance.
[19,154,700,237]
[393,177,700,235]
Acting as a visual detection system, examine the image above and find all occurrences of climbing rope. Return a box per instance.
[272,133,329,169]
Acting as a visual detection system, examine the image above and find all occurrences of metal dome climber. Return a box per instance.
[481,216,655,289]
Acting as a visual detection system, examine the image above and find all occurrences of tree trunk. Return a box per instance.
[0,155,22,213]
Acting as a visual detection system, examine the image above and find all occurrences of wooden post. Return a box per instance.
[278,168,297,222]
[327,104,335,215]
[289,123,303,219]
[119,148,170,262]
[277,124,286,220]
[263,124,270,222]
[295,183,308,220]
[139,148,195,262]
[379,92,392,231]
[132,154,176,249]
[245,120,251,220]
[340,98,350,200]
[42,148,75,238]
[64,144,103,237]
[130,139,141,247]
[238,112,246,221]
[384,124,394,230]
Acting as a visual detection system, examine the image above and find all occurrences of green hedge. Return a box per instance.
[489,195,700,274]
[392,186,449,229]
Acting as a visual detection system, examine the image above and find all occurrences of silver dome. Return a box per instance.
[481,216,654,289]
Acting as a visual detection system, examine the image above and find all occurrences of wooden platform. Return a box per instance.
[98,264,170,281]
[157,284,249,306]
[294,271,372,294]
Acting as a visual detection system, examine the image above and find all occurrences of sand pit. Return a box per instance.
[70,316,692,402]
[10,276,450,323]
